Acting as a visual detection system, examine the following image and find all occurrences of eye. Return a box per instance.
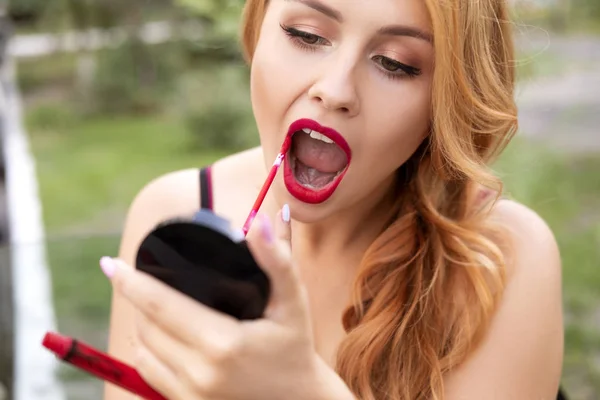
[280,24,330,48]
[379,57,402,72]
[296,31,320,45]
[372,55,421,79]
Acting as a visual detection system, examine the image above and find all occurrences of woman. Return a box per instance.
[103,0,564,399]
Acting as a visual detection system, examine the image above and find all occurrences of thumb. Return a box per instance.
[274,203,292,250]
[246,205,308,328]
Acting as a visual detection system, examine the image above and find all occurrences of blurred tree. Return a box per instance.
[89,40,183,115]
[173,0,245,62]
[176,0,244,38]
[7,0,48,25]
[59,0,184,115]
[62,0,139,31]
[60,0,169,30]
[64,0,92,31]
[572,0,600,26]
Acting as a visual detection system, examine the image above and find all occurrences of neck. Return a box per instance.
[293,174,399,263]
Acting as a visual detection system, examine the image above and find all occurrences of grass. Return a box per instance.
[27,111,227,232]
[17,54,78,95]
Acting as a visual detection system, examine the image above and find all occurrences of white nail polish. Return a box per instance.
[232,228,246,242]
[282,204,290,223]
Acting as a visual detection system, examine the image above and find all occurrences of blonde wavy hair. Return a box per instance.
[241,0,519,399]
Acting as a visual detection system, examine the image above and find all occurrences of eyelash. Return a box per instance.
[279,24,422,80]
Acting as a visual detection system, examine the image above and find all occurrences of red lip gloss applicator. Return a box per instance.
[241,138,290,236]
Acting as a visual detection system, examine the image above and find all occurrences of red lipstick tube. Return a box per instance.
[42,331,167,400]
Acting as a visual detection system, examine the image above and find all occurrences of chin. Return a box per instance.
[271,177,345,223]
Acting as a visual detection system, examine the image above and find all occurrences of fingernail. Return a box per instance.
[232,228,246,242]
[260,214,274,243]
[99,256,117,278]
[281,204,290,223]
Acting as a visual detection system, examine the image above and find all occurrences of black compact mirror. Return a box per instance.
[135,209,270,320]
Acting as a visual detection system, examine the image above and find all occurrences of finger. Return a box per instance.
[245,210,309,329]
[136,314,218,395]
[136,313,193,375]
[135,344,195,400]
[100,256,238,348]
[274,203,292,246]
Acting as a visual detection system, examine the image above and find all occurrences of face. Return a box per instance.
[250,0,434,221]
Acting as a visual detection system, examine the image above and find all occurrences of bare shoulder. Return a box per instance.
[212,146,266,193]
[492,199,561,278]
[444,199,564,399]
[129,168,201,219]
[211,147,268,225]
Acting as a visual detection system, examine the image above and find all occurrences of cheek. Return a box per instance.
[363,81,431,168]
[250,36,305,152]
[250,49,279,148]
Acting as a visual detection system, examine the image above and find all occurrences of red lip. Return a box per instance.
[282,118,352,204]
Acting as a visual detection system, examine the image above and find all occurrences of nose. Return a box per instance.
[308,59,360,117]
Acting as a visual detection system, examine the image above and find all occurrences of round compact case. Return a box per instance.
[135,209,270,320]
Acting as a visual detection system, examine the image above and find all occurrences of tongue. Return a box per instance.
[295,161,338,188]
[292,133,348,173]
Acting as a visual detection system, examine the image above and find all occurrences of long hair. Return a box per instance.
[241,1,519,398]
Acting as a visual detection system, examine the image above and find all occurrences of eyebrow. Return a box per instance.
[285,0,343,22]
[285,0,433,44]
[378,25,433,44]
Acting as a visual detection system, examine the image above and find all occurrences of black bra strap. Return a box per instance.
[199,166,213,210]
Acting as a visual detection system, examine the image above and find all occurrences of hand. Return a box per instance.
[100,205,354,400]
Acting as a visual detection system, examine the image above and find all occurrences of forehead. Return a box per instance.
[282,0,432,30]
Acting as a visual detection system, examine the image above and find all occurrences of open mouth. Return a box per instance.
[289,130,348,188]
[282,119,351,204]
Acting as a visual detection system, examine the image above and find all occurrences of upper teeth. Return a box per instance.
[302,128,334,144]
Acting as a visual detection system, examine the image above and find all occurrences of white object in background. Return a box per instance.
[0,57,65,400]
